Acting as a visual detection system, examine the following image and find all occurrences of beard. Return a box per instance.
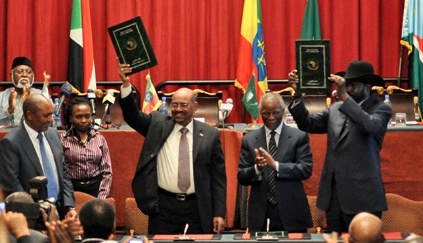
[13,77,34,89]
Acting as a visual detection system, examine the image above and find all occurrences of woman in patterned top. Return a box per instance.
[61,97,112,198]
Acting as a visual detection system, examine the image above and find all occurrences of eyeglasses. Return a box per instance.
[170,102,190,109]
[14,69,33,75]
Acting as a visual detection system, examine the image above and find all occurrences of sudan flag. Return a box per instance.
[68,0,96,93]
[235,0,268,121]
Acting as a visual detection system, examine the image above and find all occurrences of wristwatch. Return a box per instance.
[66,206,76,212]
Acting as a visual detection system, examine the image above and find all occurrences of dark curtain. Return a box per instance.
[0,0,406,123]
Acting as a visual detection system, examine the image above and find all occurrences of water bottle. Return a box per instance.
[383,94,392,126]
[159,97,169,116]
[53,98,62,128]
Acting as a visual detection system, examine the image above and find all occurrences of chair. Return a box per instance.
[382,193,423,235]
[125,198,149,235]
[74,191,116,222]
[218,129,243,229]
[372,85,420,122]
[307,195,326,233]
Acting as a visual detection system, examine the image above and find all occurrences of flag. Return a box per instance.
[401,0,423,111]
[300,0,322,40]
[68,0,96,93]
[41,71,50,100]
[235,0,268,121]
[242,75,259,119]
[142,72,160,114]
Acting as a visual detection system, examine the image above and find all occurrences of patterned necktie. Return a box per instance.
[37,133,58,202]
[178,127,190,192]
[267,130,278,205]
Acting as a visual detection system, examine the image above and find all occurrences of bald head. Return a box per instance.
[404,234,423,243]
[170,88,198,127]
[5,191,34,203]
[23,93,54,132]
[348,212,384,243]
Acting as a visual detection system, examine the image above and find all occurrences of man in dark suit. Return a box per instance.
[0,94,76,218]
[117,60,226,234]
[238,92,313,233]
[288,61,392,233]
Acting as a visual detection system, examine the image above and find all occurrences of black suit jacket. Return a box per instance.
[120,94,226,233]
[289,96,391,214]
[0,124,75,216]
[238,124,313,232]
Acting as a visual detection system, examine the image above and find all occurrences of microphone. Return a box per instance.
[220,98,234,120]
[87,89,96,116]
[332,90,339,101]
[102,90,115,113]
[54,83,72,116]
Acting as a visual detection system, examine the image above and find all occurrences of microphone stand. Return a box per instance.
[100,105,119,130]
[217,111,234,128]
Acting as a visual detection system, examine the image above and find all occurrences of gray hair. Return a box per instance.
[259,92,285,112]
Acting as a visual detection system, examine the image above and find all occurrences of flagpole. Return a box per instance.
[397,45,404,87]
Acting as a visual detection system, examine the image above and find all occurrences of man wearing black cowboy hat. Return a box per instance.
[287,61,392,234]
[0,56,41,127]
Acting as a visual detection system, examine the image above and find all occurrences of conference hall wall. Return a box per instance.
[0,0,407,123]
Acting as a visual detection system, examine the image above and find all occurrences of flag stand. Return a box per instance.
[246,120,259,128]
[397,45,404,87]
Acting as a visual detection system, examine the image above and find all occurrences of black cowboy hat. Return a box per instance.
[343,61,385,87]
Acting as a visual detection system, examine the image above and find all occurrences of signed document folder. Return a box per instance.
[108,16,158,75]
[295,40,330,94]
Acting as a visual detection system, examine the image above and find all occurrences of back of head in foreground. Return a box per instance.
[348,212,384,243]
[79,199,115,240]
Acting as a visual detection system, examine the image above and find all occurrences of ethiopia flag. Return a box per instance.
[68,0,96,93]
[300,0,321,40]
[142,73,160,114]
[235,0,268,121]
[401,0,423,111]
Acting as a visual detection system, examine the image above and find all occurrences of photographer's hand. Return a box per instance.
[46,220,75,243]
[40,202,60,225]
[66,208,77,219]
[1,210,30,239]
[62,218,83,237]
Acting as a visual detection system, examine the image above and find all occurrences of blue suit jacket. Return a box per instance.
[238,124,313,232]
[120,94,226,234]
[289,95,391,214]
[0,124,75,215]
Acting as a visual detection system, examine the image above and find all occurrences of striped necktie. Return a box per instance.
[267,130,277,205]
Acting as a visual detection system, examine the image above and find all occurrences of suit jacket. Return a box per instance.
[288,96,391,214]
[9,229,50,243]
[0,124,75,216]
[238,124,313,232]
[120,94,226,234]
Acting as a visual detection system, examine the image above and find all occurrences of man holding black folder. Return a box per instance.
[117,59,226,234]
[288,61,392,233]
